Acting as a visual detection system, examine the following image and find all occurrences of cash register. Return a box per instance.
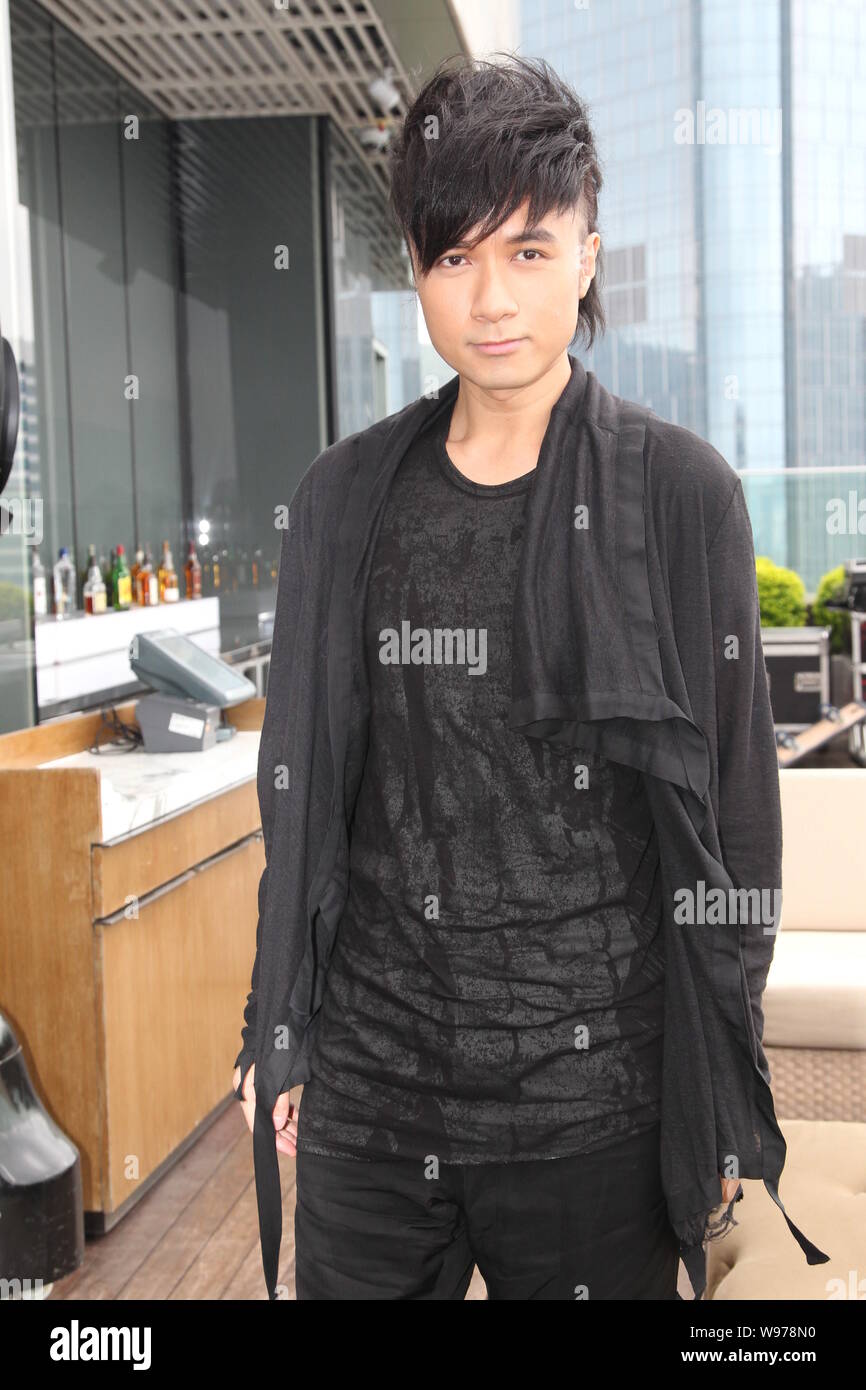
[129,629,257,752]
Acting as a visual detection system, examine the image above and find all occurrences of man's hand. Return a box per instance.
[719,1175,741,1204]
[232,1062,299,1156]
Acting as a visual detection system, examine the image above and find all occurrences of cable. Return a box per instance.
[88,705,143,755]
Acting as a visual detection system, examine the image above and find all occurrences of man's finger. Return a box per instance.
[272,1090,293,1129]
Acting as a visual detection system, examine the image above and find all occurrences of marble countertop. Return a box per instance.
[39,730,261,843]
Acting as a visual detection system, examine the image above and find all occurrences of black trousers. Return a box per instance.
[294,1121,680,1300]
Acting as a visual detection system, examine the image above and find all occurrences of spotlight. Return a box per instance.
[358,121,392,151]
[368,67,400,114]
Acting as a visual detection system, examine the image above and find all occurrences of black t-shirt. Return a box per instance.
[296,407,666,1164]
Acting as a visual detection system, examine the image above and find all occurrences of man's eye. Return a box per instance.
[437,249,547,268]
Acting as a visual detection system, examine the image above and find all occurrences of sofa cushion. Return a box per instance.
[706,1119,865,1299]
[762,929,866,1049]
[779,769,866,931]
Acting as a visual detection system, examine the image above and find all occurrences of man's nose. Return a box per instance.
[470,260,520,319]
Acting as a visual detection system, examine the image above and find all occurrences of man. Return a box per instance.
[233,55,828,1301]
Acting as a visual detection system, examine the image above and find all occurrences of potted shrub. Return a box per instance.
[755,556,808,628]
[812,563,854,706]
[0,580,29,645]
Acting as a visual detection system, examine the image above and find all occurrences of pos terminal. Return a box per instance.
[128,629,257,752]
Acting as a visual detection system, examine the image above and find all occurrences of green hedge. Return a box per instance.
[812,563,850,655]
[0,580,29,623]
[755,555,808,628]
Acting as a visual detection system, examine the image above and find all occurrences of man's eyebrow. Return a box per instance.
[448,225,559,250]
[504,226,558,245]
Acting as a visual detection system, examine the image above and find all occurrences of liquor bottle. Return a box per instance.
[83,555,107,613]
[112,545,133,609]
[184,541,202,598]
[130,546,145,602]
[136,545,159,606]
[157,541,171,601]
[53,547,76,618]
[211,546,221,592]
[251,548,262,588]
[32,549,48,616]
[102,549,115,608]
[201,545,212,595]
[80,544,98,609]
[159,541,180,603]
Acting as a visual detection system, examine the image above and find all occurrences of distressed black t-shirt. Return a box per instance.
[296,406,666,1164]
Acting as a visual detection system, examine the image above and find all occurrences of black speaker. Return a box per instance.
[0,311,21,498]
[0,1014,84,1292]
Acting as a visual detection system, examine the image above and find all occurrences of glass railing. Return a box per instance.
[739,467,866,595]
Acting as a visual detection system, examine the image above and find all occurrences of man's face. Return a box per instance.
[409,198,600,386]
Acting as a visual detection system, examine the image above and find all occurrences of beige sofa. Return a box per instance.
[706,767,866,1298]
[763,768,866,1119]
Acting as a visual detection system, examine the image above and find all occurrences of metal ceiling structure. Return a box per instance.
[30,0,468,194]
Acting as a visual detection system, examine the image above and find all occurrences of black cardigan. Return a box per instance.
[235,352,830,1300]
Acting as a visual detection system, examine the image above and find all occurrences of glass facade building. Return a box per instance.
[521,0,866,589]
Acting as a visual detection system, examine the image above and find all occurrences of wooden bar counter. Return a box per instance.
[0,697,265,1231]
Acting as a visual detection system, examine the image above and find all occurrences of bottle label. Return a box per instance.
[148,573,159,604]
[164,584,179,602]
[92,589,107,613]
[33,576,47,615]
[117,574,132,606]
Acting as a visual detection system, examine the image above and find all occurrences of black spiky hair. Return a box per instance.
[387,52,606,350]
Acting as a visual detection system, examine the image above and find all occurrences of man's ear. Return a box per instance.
[579,233,600,296]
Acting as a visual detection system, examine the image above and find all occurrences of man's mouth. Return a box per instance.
[471,338,525,354]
